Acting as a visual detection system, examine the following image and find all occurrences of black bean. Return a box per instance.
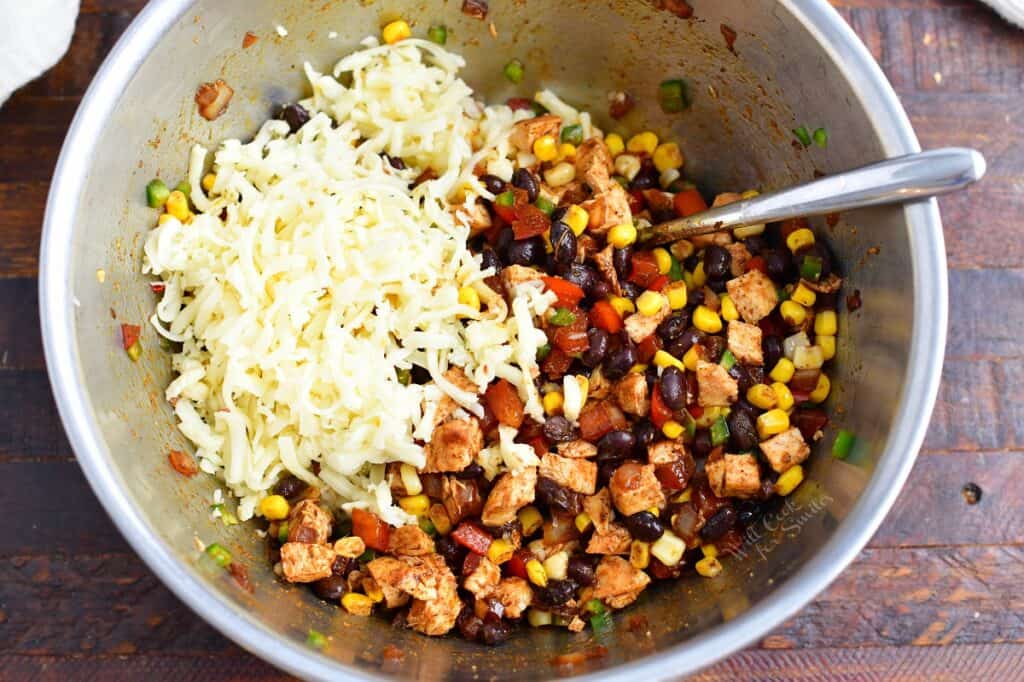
[728,364,755,395]
[384,154,406,170]
[567,556,597,586]
[480,616,513,645]
[762,336,784,371]
[743,235,766,254]
[312,574,346,601]
[659,366,687,410]
[727,409,758,451]
[590,280,611,300]
[550,206,569,223]
[279,103,310,133]
[619,281,642,301]
[668,327,704,357]
[644,365,659,391]
[455,463,485,479]
[536,578,577,607]
[536,476,581,514]
[481,245,501,273]
[604,344,637,380]
[707,277,728,293]
[692,430,712,457]
[560,262,597,294]
[457,606,484,641]
[613,247,633,280]
[274,475,307,499]
[437,535,467,572]
[763,249,791,280]
[495,226,514,259]
[702,335,726,363]
[331,555,353,576]
[543,416,577,443]
[657,312,691,341]
[632,419,658,454]
[704,245,731,280]
[735,500,766,526]
[481,174,507,195]
[687,288,705,307]
[507,237,544,265]
[700,507,737,541]
[598,430,635,460]
[629,165,659,191]
[623,511,665,542]
[550,221,577,266]
[683,254,700,271]
[598,459,623,487]
[512,168,540,202]
[581,328,610,367]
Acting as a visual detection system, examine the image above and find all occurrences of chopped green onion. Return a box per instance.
[681,410,697,441]
[548,308,576,326]
[395,367,412,386]
[536,343,552,361]
[585,598,606,615]
[612,175,630,189]
[720,349,737,371]
[590,610,614,635]
[306,629,327,649]
[358,548,377,563]
[495,190,516,207]
[277,521,290,544]
[125,341,142,362]
[658,79,690,113]
[800,255,823,281]
[211,504,239,526]
[174,180,191,200]
[503,58,524,84]
[813,127,829,148]
[793,126,811,147]
[427,25,447,45]
[560,124,583,146]
[418,516,437,535]
[534,196,555,215]
[205,542,232,568]
[832,429,856,459]
[668,253,683,282]
[146,179,170,208]
[710,415,730,447]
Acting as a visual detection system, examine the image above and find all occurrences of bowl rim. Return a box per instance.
[39,0,947,679]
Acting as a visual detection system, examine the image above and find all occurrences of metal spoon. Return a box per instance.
[641,147,986,245]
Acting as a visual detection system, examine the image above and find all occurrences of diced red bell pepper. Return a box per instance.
[462,551,483,576]
[628,252,661,288]
[494,187,529,223]
[120,324,141,351]
[758,313,788,339]
[654,459,690,491]
[485,379,525,429]
[579,402,628,442]
[647,274,670,292]
[351,508,391,552]
[626,190,646,214]
[168,449,198,477]
[507,97,534,111]
[650,386,673,428]
[792,408,829,441]
[149,282,166,294]
[541,347,573,379]
[451,521,494,555]
[687,404,704,419]
[508,549,532,579]
[528,435,550,457]
[512,204,551,240]
[673,188,708,218]
[745,255,768,274]
[542,276,586,308]
[552,313,590,354]
[589,300,623,334]
[636,335,661,364]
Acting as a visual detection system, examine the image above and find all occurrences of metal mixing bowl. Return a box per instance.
[39,0,947,678]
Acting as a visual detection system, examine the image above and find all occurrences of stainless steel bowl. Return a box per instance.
[39,0,947,678]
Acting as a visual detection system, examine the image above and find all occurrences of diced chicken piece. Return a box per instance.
[727,320,764,366]
[365,556,414,608]
[575,138,614,192]
[692,232,734,249]
[539,452,597,495]
[463,556,501,598]
[492,577,533,619]
[287,499,333,545]
[725,242,752,277]
[609,462,666,516]
[280,542,336,583]
[706,452,762,499]
[568,616,587,632]
[424,418,483,473]
[577,233,600,262]
[406,555,462,636]
[613,372,650,417]
[509,114,562,151]
[624,300,671,344]
[557,439,598,459]
[389,524,436,556]
[481,466,538,526]
[696,360,739,407]
[759,426,811,474]
[647,439,686,466]
[541,180,588,207]
[442,475,483,524]
[433,367,480,427]
[586,522,631,554]
[581,184,632,236]
[583,487,614,533]
[592,243,622,296]
[592,556,651,609]
[500,264,544,293]
[726,270,779,324]
[802,273,843,294]
[453,200,492,235]
[587,365,612,401]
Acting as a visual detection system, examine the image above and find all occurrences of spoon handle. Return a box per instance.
[642,147,986,245]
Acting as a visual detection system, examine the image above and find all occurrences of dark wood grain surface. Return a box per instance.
[1,1,1021,679]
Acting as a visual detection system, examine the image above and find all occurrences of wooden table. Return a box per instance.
[2,1,1021,678]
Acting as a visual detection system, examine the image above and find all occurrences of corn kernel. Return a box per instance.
[674,487,692,503]
[652,350,684,371]
[605,133,625,158]
[652,248,673,275]
[666,281,688,310]
[544,161,576,187]
[695,556,723,578]
[693,305,723,333]
[691,261,707,288]
[780,300,807,326]
[650,529,686,567]
[575,512,593,533]
[428,503,452,535]
[637,291,667,317]
[382,19,411,44]
[701,543,718,559]
[746,384,778,410]
[399,494,430,516]
[458,285,480,313]
[630,540,651,569]
[543,391,564,416]
[652,142,684,173]
[341,593,374,615]
[630,363,648,374]
[809,373,831,403]
[757,409,791,439]
[362,577,384,603]
[670,239,694,261]
[259,494,290,520]
[202,173,216,192]
[608,295,635,317]
[565,205,589,236]
[488,538,515,564]
[526,559,548,587]
[608,223,638,249]
[557,143,577,161]
[614,153,641,181]
[533,135,559,162]
[399,463,422,496]
[786,227,816,252]
[662,420,685,439]
[627,131,659,156]
[817,334,836,361]
[770,358,796,383]
[683,344,702,371]
[791,283,817,307]
[528,608,553,627]
[720,295,739,321]
[165,190,190,221]
[733,223,766,239]
[793,345,825,370]
[775,464,804,496]
[543,550,569,580]
[518,505,543,536]
[815,310,838,336]
[772,382,794,411]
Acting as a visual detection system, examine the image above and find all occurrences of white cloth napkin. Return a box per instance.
[0,0,79,106]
